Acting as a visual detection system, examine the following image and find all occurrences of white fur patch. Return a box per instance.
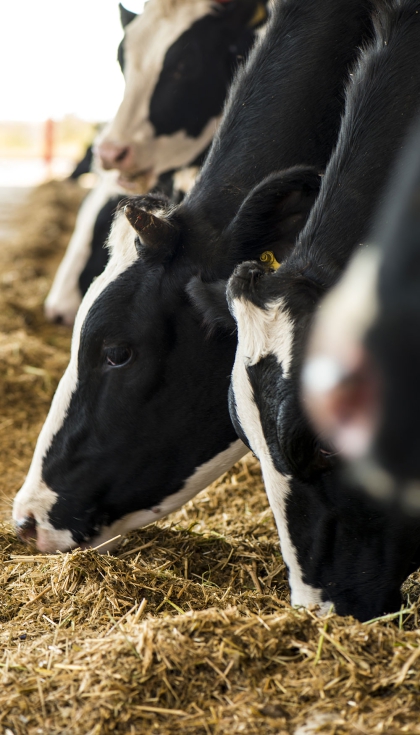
[231,296,331,613]
[13,213,139,548]
[97,0,219,181]
[231,296,295,373]
[81,439,247,553]
[45,171,123,326]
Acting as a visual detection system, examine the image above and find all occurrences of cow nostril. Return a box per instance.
[53,314,64,325]
[115,147,129,163]
[16,514,38,543]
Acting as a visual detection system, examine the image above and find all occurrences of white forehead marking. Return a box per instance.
[231,296,295,376]
[230,291,330,613]
[13,213,138,541]
[230,333,330,613]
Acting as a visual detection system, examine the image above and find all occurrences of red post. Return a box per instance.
[44,118,55,177]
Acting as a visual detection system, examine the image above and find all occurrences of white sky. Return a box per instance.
[0,1,147,122]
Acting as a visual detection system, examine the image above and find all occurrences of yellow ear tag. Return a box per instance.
[249,2,267,28]
[260,251,281,270]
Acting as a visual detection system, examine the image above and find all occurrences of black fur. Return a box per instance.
[149,0,268,138]
[78,196,124,297]
[224,167,322,266]
[179,0,378,271]
[76,156,209,297]
[118,4,137,71]
[68,145,94,180]
[43,257,238,544]
[119,3,137,29]
[186,277,236,334]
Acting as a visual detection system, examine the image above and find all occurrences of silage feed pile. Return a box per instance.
[0,184,420,735]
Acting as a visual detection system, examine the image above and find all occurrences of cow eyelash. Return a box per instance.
[104,345,133,368]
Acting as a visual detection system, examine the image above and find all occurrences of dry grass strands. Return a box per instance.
[2,606,420,734]
[0,184,420,734]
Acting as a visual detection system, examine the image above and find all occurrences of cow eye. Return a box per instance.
[104,345,133,368]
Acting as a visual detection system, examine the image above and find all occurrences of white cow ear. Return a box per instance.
[119,4,137,29]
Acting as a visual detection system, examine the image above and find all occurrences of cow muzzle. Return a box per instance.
[15,514,37,543]
[95,141,135,172]
[13,480,76,553]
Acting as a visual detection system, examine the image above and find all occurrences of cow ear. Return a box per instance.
[119,3,137,28]
[187,276,236,333]
[225,166,322,267]
[124,198,179,262]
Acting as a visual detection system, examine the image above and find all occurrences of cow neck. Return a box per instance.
[182,0,378,268]
[289,0,420,293]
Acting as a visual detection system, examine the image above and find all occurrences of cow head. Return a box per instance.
[13,164,320,554]
[13,198,247,553]
[96,0,268,191]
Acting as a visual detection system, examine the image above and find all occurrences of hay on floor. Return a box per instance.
[0,182,419,734]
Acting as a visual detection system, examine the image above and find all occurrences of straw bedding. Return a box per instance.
[0,182,420,734]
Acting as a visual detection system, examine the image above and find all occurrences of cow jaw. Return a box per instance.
[14,437,246,554]
[111,118,219,190]
[73,438,247,554]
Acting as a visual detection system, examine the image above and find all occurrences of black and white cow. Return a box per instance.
[14,0,378,554]
[95,0,268,189]
[227,0,420,620]
[45,0,268,325]
[303,115,420,515]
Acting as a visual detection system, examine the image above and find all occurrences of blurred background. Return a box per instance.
[0,0,147,188]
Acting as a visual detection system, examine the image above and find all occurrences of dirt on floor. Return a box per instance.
[0,182,420,735]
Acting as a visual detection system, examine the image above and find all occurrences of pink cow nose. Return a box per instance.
[16,514,38,544]
[95,141,132,171]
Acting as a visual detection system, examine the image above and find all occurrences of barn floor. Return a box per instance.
[0,183,420,735]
